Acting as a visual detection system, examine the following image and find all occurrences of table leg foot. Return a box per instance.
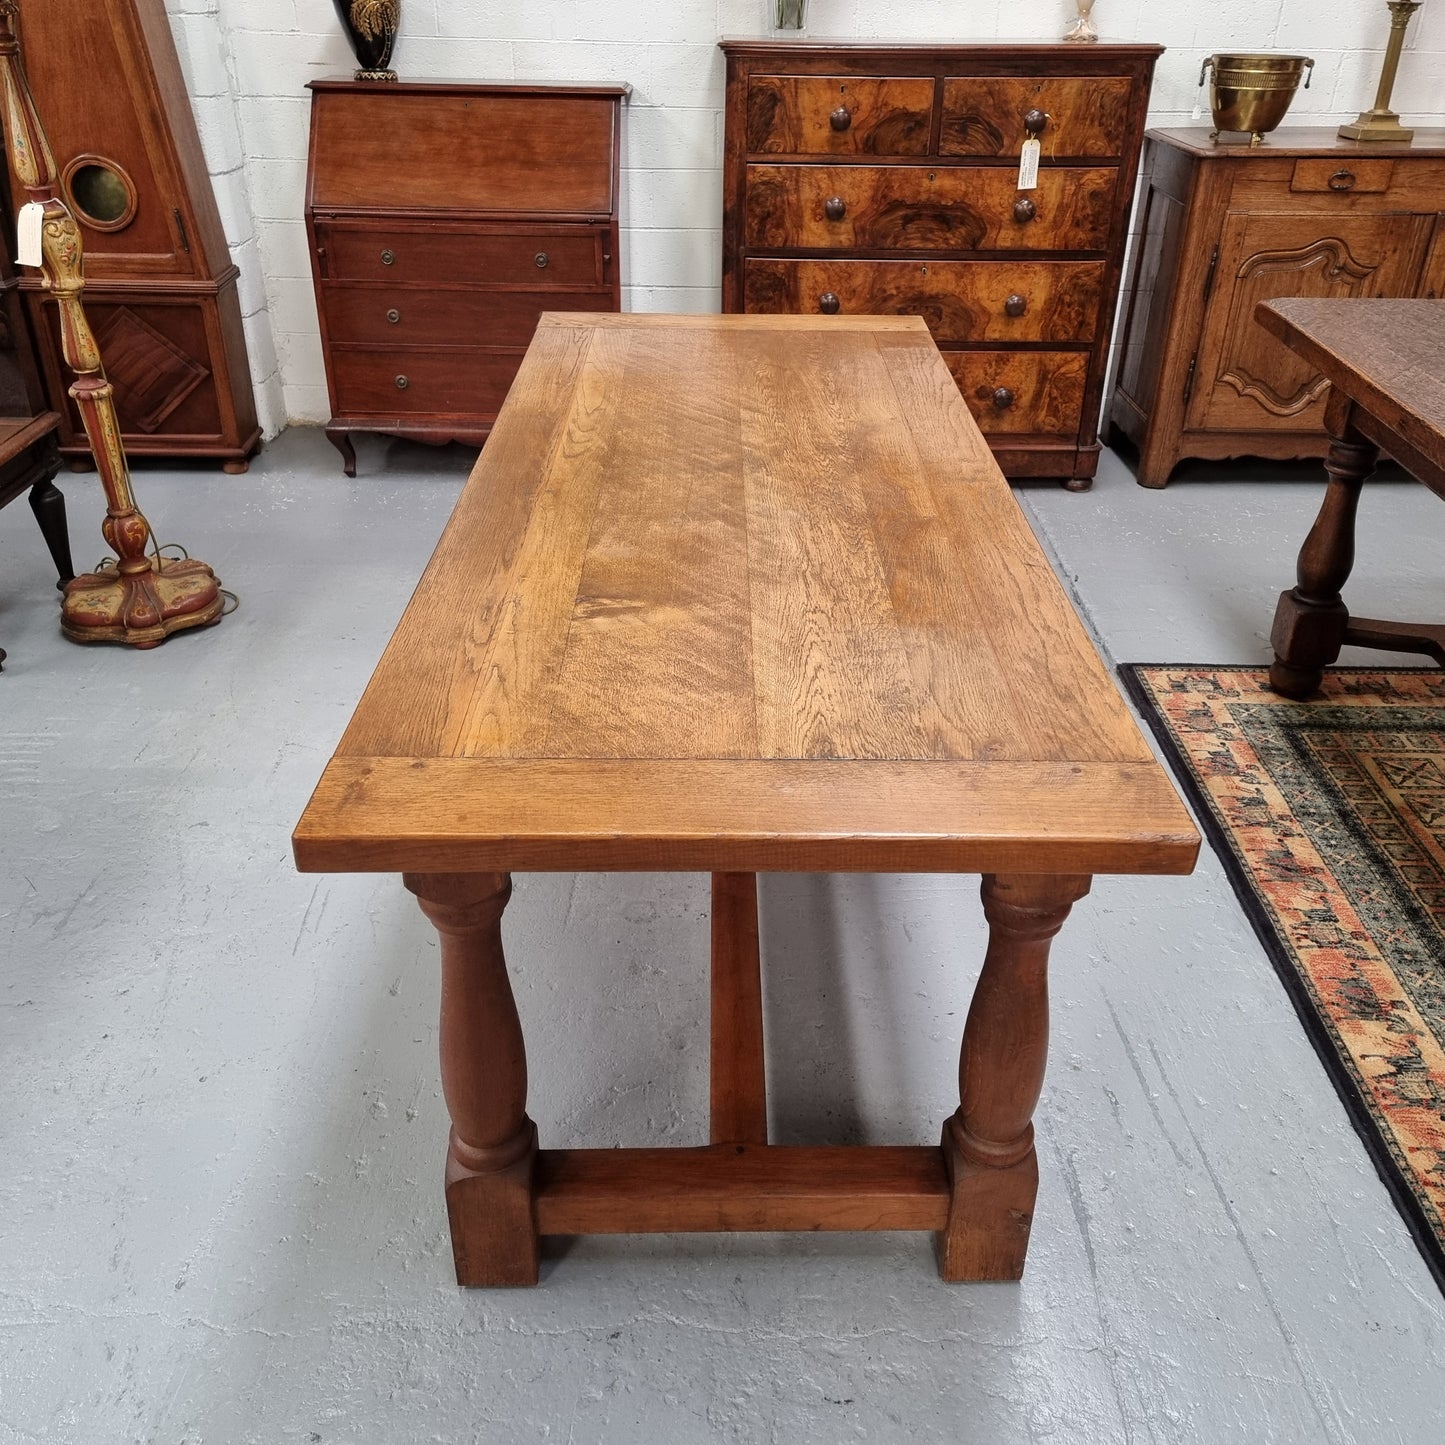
[405,870,539,1287]
[937,873,1090,1282]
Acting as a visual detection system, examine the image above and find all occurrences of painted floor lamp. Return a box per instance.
[0,0,223,647]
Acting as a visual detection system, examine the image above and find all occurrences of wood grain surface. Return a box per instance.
[940,76,1133,158]
[294,313,1197,876]
[746,76,934,155]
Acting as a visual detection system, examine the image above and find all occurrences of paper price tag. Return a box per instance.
[16,202,43,267]
[1017,137,1040,192]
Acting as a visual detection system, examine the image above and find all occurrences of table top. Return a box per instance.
[293,313,1197,876]
[1255,298,1445,495]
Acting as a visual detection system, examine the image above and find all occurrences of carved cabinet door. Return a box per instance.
[1188,212,1431,434]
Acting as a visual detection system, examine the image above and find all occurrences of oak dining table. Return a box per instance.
[292,312,1199,1287]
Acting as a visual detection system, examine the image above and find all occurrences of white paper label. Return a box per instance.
[1017,137,1040,191]
[16,202,43,267]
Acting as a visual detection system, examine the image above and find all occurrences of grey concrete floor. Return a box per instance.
[2,426,1443,1445]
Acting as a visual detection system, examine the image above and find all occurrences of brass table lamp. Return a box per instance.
[1339,0,1422,142]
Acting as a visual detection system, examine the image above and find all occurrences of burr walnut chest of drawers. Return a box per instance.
[305,79,626,475]
[1107,128,1445,487]
[720,39,1161,487]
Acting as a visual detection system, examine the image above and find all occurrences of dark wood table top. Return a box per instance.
[294,313,1197,878]
[1255,298,1445,495]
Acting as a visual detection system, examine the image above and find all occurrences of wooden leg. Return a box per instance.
[404,871,539,1287]
[939,873,1091,1281]
[326,426,357,478]
[28,476,74,585]
[710,872,767,1145]
[221,458,250,475]
[1269,422,1377,700]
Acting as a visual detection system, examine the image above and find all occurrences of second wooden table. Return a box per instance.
[294,313,1199,1286]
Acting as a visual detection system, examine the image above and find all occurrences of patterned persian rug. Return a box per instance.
[1121,665,1445,1291]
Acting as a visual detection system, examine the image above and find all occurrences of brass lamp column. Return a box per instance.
[1339,1,1422,142]
[0,0,223,646]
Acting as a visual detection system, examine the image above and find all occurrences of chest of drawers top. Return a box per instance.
[306,79,629,218]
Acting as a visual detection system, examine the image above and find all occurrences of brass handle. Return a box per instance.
[992,387,1015,411]
[1013,198,1037,223]
[1023,109,1048,137]
[395,374,409,390]
[830,106,851,132]
[824,195,847,221]
[535,251,549,268]
[380,248,395,266]
[386,308,400,324]
[1004,293,1027,318]
[1328,169,1355,192]
[818,292,840,315]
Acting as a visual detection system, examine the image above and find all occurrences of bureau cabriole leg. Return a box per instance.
[404,871,539,1287]
[326,426,357,478]
[939,873,1091,1281]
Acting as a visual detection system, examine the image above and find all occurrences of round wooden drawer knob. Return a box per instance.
[395,375,409,390]
[818,292,840,315]
[386,308,400,324]
[824,196,847,221]
[1012,198,1037,223]
[992,387,1015,411]
[380,248,396,266]
[535,251,549,268]
[1004,293,1027,318]
[1023,109,1048,137]
[830,106,852,132]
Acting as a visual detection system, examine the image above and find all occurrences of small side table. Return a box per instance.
[1259,298,1445,699]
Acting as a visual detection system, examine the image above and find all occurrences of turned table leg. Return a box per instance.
[404,871,539,1287]
[939,873,1091,1281]
[1269,409,1377,700]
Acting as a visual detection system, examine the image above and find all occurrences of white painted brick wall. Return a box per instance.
[156,0,1445,427]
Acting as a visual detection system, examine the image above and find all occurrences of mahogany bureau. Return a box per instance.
[305,80,627,476]
[1107,128,1445,487]
[720,39,1161,488]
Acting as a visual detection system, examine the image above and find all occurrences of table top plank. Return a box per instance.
[300,312,1198,874]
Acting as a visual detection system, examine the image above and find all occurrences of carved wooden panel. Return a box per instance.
[94,306,209,433]
[744,258,1105,343]
[1192,213,1432,433]
[744,165,1116,252]
[940,77,1133,158]
[746,76,934,155]
[944,350,1089,435]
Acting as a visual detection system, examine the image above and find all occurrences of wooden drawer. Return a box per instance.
[318,224,604,287]
[746,75,934,155]
[744,164,1117,251]
[321,285,614,347]
[944,350,1089,435]
[1290,158,1394,194]
[940,77,1133,158]
[744,258,1105,342]
[330,346,524,417]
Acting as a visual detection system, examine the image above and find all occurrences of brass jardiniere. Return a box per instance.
[1200,53,1314,146]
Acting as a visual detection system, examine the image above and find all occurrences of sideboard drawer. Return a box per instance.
[330,347,525,417]
[940,76,1133,157]
[744,164,1117,251]
[945,350,1089,435]
[1290,157,1395,194]
[747,75,934,155]
[319,225,604,287]
[744,258,1105,342]
[321,285,614,347]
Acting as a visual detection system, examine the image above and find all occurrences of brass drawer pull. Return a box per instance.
[1024,109,1048,137]
[1004,293,1027,318]
[535,251,549,268]
[395,374,409,390]
[380,248,396,266]
[824,195,847,221]
[1328,169,1355,192]
[386,308,400,324]
[829,106,851,132]
[818,292,840,314]
[1013,198,1037,223]
[992,387,1015,411]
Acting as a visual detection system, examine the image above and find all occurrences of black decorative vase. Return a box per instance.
[331,0,400,82]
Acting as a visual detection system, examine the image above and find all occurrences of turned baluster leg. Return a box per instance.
[939,872,1091,1282]
[28,476,74,585]
[404,871,539,1287]
[1269,404,1377,700]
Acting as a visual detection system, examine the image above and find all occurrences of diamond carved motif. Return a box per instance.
[93,307,209,433]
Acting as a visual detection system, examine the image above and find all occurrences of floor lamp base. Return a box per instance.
[61,555,224,648]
